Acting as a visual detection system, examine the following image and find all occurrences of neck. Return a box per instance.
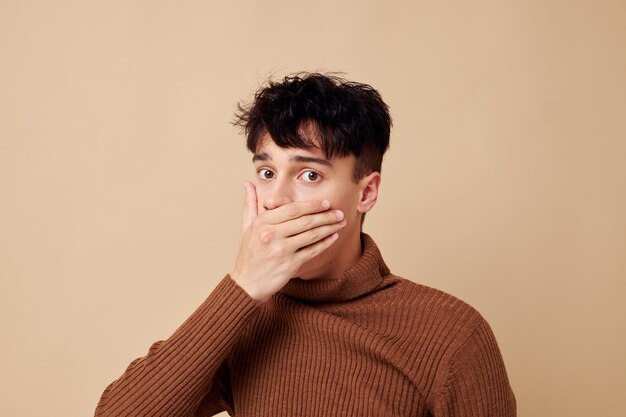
[330,230,363,279]
[295,230,364,281]
[278,232,389,303]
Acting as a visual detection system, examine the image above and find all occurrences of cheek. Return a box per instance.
[254,180,350,212]
[297,182,338,200]
[309,183,343,206]
[324,189,356,214]
[253,183,323,212]
[298,185,329,199]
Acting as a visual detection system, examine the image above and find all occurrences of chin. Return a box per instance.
[294,253,333,280]
[294,232,354,280]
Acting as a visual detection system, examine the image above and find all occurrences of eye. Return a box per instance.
[257,168,274,180]
[299,170,321,183]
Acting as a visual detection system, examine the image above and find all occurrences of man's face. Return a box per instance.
[251,134,375,280]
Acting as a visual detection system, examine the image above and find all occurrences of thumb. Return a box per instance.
[241,181,258,231]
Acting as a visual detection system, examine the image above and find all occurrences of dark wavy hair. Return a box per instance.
[233,72,392,183]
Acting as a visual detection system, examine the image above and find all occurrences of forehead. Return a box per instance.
[255,135,324,158]
[252,134,356,173]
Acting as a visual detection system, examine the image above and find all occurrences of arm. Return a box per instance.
[94,274,261,417]
[94,182,345,417]
[432,319,517,417]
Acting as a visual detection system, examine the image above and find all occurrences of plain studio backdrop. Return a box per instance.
[1,1,625,416]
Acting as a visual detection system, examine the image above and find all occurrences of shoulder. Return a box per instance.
[380,273,485,332]
[379,275,515,410]
[375,272,495,370]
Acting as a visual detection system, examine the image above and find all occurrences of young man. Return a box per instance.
[95,73,516,416]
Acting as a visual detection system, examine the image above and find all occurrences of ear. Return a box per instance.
[356,172,381,214]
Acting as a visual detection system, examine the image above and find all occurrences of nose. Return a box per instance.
[262,177,295,211]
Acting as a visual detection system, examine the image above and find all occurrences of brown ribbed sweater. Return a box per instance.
[94,233,516,417]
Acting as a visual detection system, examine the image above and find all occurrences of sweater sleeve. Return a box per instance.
[94,274,262,417]
[432,319,516,417]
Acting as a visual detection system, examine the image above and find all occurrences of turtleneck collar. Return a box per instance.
[278,233,391,303]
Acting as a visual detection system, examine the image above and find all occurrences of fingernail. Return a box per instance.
[335,210,344,220]
[321,200,330,209]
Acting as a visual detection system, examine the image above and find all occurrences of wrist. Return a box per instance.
[229,272,265,302]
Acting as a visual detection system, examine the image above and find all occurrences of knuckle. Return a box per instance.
[300,215,314,230]
[259,229,274,244]
[286,205,299,218]
[284,258,298,270]
[271,244,286,258]
[251,217,263,230]
[306,245,320,258]
[306,228,321,242]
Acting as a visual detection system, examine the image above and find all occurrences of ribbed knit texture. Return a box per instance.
[94,233,516,417]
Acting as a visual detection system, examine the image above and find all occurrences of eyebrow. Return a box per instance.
[252,152,333,167]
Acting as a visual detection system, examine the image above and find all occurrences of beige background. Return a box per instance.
[1,1,625,416]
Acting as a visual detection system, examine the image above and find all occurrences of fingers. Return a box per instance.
[263,198,331,225]
[241,181,258,231]
[286,218,347,253]
[293,231,341,265]
[280,208,345,238]
[255,197,345,251]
